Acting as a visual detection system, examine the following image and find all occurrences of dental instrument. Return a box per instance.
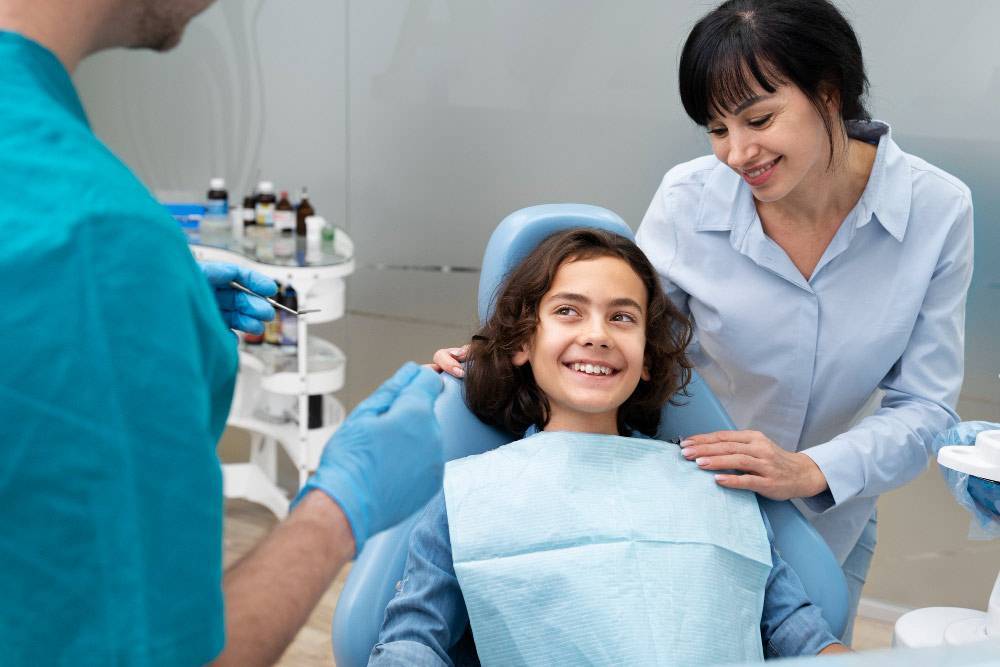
[229,280,320,316]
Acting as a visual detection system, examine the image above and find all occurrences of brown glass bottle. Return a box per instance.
[264,282,283,345]
[275,190,295,233]
[295,187,315,237]
[242,195,256,230]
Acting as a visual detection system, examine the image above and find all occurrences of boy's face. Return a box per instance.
[513,256,650,435]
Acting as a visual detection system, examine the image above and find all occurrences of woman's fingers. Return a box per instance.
[431,346,468,378]
[693,453,766,474]
[681,440,764,460]
[681,430,760,446]
[714,474,768,494]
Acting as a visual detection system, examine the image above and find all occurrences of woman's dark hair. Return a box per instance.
[464,228,693,438]
[678,0,870,163]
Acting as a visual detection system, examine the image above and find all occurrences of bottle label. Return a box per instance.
[256,203,275,226]
[275,210,295,232]
[206,200,228,217]
[282,315,298,345]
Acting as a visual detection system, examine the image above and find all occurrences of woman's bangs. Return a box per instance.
[694,39,785,124]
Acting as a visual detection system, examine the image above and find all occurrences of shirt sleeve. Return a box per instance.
[801,197,973,511]
[369,492,469,667]
[759,510,841,657]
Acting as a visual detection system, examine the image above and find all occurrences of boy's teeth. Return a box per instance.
[572,362,611,375]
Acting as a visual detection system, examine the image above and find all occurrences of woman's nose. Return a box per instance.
[727,129,759,169]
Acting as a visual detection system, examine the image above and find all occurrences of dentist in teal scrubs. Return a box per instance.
[0,1,444,665]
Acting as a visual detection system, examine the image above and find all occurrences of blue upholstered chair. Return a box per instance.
[332,204,849,666]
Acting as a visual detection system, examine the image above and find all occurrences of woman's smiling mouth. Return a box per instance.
[742,156,781,186]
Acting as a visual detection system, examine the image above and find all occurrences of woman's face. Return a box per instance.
[705,82,833,203]
[513,256,650,435]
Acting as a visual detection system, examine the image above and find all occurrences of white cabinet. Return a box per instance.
[190,228,354,518]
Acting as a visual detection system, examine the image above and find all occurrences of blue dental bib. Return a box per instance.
[443,431,772,666]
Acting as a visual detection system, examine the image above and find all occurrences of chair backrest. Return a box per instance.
[332,204,848,667]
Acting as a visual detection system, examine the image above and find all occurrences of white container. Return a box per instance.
[305,215,325,243]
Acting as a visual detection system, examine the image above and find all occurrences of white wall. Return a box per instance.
[75,0,1000,610]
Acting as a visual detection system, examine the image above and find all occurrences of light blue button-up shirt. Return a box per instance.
[636,121,973,561]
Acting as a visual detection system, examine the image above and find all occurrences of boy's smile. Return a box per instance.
[513,256,649,435]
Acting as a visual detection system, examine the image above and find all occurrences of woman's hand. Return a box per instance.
[428,345,469,378]
[680,430,828,500]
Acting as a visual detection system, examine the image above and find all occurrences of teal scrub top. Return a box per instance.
[0,32,238,665]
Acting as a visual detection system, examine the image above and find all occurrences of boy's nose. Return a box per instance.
[580,323,612,348]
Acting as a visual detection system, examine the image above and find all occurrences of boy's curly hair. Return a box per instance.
[464,228,693,437]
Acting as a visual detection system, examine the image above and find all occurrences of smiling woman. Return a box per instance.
[634,0,975,645]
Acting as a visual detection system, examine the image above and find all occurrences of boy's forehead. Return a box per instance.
[546,256,647,306]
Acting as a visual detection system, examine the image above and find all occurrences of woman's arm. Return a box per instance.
[370,492,470,666]
[683,195,974,506]
[800,197,973,510]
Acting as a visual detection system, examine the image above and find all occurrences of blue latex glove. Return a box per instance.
[933,421,1000,539]
[198,261,277,334]
[292,363,444,554]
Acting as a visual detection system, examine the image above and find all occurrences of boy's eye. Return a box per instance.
[554,306,579,317]
[611,312,637,324]
[748,114,773,128]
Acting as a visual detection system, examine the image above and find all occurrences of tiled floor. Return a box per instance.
[224,499,896,665]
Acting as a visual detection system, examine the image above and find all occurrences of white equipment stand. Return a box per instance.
[190,227,355,519]
[893,430,1000,649]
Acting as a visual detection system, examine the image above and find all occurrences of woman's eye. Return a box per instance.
[707,126,728,137]
[748,114,773,128]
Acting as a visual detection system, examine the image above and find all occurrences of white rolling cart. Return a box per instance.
[189,228,354,518]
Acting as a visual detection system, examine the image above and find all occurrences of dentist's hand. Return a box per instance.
[681,430,828,500]
[199,261,277,334]
[429,344,469,378]
[292,363,444,555]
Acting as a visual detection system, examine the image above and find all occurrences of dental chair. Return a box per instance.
[332,204,850,666]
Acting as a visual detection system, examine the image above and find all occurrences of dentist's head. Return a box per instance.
[0,0,216,71]
[110,0,217,52]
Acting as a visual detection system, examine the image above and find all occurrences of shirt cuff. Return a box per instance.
[370,640,451,667]
[801,439,865,512]
[765,603,842,658]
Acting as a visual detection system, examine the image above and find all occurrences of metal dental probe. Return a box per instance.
[228,280,321,316]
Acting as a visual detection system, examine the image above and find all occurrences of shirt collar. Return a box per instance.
[695,120,912,242]
[0,31,90,129]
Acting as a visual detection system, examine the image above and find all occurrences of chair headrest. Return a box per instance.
[477,204,633,323]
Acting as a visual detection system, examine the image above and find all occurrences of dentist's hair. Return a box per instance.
[678,0,870,164]
[464,228,692,437]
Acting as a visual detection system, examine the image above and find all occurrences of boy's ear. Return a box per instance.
[512,345,530,367]
[641,364,651,381]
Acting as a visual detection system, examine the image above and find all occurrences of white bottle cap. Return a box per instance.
[258,181,274,194]
[305,215,325,241]
[210,177,226,190]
